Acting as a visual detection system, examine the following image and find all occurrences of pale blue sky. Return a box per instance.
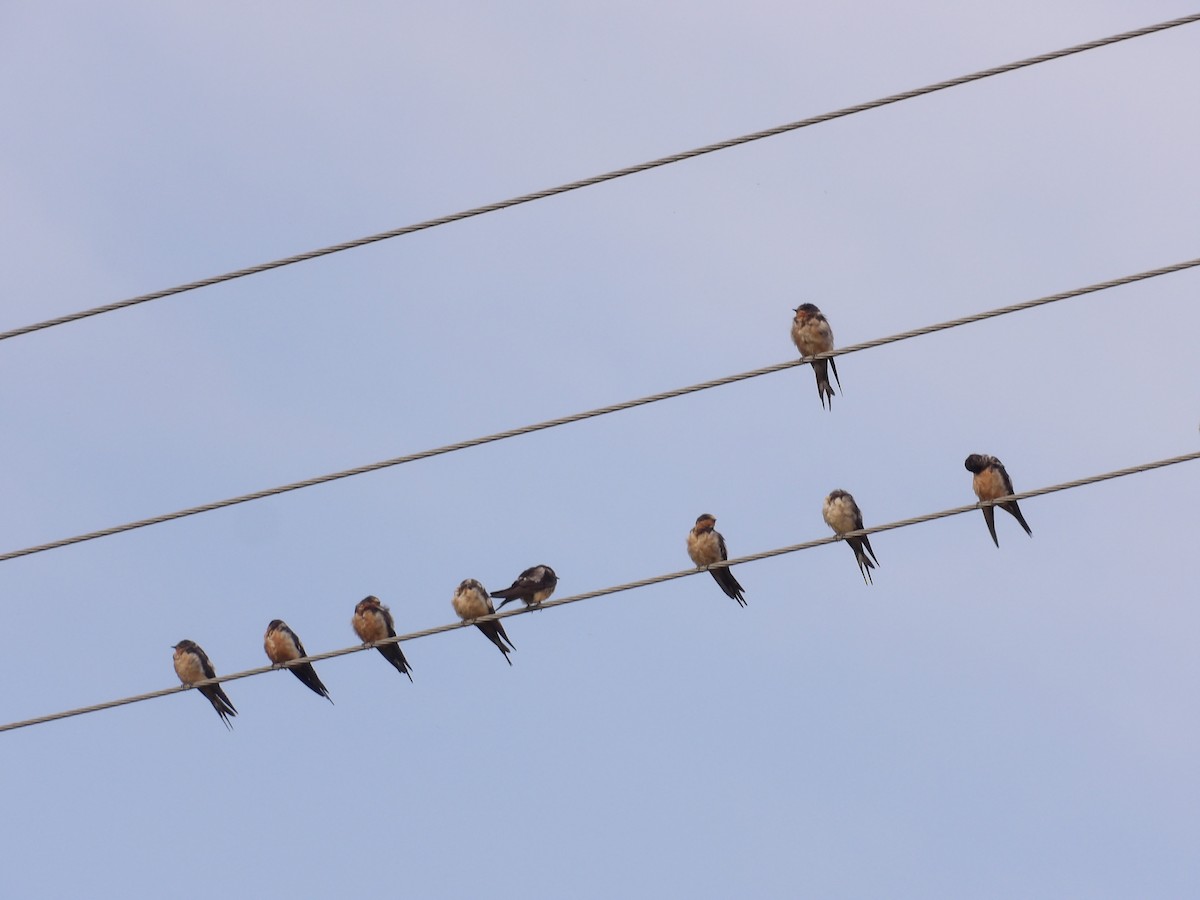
[2,3,1198,898]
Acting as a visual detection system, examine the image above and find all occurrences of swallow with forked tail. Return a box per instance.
[352,596,414,681]
[264,619,333,703]
[791,303,841,409]
[491,565,558,611]
[172,639,237,729]
[687,514,747,607]
[964,454,1033,547]
[822,490,879,585]
[453,578,515,665]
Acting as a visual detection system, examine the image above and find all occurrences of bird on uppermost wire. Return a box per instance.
[791,303,841,409]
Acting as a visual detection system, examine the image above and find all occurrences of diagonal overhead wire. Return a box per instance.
[2,448,1196,734]
[0,255,1196,565]
[2,12,1198,344]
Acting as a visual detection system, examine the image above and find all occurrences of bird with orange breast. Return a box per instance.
[172,639,237,729]
[964,454,1033,547]
[821,490,880,585]
[352,595,414,681]
[687,513,747,607]
[791,303,841,409]
[453,578,516,665]
[264,619,333,703]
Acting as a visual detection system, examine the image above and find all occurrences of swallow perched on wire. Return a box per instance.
[791,303,841,409]
[172,639,237,729]
[964,454,1033,547]
[687,514,747,607]
[490,565,558,611]
[453,578,516,665]
[264,619,333,703]
[352,596,413,682]
[822,490,880,585]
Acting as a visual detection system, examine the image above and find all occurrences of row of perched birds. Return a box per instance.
[171,305,1034,728]
[688,450,1032,604]
[172,571,554,728]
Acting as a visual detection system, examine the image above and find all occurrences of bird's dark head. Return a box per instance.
[964,454,987,473]
[528,566,559,588]
[266,619,285,632]
[694,513,716,529]
[794,303,821,317]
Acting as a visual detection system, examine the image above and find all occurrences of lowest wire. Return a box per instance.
[3,447,1196,734]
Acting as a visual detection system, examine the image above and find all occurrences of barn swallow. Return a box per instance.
[264,619,333,703]
[352,596,414,682]
[687,514,747,607]
[172,639,237,729]
[453,578,516,665]
[791,303,841,410]
[964,454,1033,547]
[822,490,880,585]
[490,565,558,611]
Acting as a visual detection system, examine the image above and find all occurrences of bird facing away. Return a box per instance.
[791,303,841,410]
[687,514,747,607]
[964,454,1033,547]
[264,619,333,703]
[172,639,237,729]
[453,578,516,665]
[352,596,414,682]
[490,564,558,611]
[822,490,880,585]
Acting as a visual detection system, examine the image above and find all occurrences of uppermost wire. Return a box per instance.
[2,12,1197,345]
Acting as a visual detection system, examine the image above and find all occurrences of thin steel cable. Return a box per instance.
[1,255,1196,566]
[2,13,1198,344]
[3,449,1196,734]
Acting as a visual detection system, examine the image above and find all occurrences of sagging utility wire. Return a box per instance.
[3,448,1195,734]
[2,12,1197,344]
[1,255,1196,565]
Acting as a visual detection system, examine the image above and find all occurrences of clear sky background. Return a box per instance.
[2,3,1198,898]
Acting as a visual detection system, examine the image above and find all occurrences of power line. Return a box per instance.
[3,13,1197,345]
[1,255,1196,566]
[3,448,1196,735]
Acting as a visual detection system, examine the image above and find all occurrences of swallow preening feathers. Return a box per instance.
[791,303,841,409]
[453,578,516,664]
[822,490,879,585]
[172,639,237,729]
[490,565,558,611]
[352,595,414,681]
[964,454,1033,547]
[687,514,747,607]
[264,619,333,703]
